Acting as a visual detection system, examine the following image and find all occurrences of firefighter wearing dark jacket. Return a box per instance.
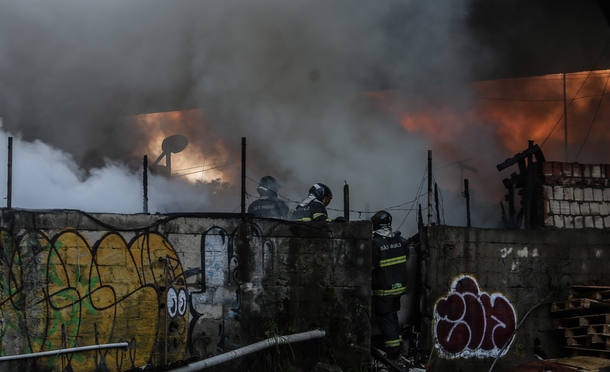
[371,210,408,360]
[290,183,332,222]
[248,176,289,219]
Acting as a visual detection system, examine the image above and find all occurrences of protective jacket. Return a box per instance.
[291,196,330,222]
[372,230,408,297]
[248,196,289,219]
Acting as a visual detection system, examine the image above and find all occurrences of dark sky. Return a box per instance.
[465,0,610,80]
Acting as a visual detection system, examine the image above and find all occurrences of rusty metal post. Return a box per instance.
[143,155,148,213]
[427,150,432,225]
[7,137,12,209]
[241,137,246,216]
[464,178,471,227]
[343,182,349,221]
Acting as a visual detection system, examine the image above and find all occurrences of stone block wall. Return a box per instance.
[542,161,610,228]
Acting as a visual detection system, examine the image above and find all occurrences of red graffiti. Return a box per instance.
[433,275,517,358]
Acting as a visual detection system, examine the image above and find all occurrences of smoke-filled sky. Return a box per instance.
[0,0,609,235]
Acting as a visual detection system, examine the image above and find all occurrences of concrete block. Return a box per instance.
[604,215,610,228]
[574,215,584,228]
[564,215,574,228]
[573,164,583,178]
[554,215,564,228]
[560,200,571,214]
[549,200,561,214]
[590,202,601,216]
[584,216,595,228]
[604,188,610,201]
[592,165,602,178]
[595,216,604,229]
[584,165,592,178]
[574,187,584,201]
[594,188,603,201]
[563,187,574,200]
[584,188,594,201]
[553,186,564,200]
[580,202,591,215]
[601,202,609,216]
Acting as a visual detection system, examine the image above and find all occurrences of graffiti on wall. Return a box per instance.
[0,228,187,371]
[433,274,517,359]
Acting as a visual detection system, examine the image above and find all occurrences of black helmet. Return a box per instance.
[371,210,392,230]
[309,183,332,200]
[258,176,279,196]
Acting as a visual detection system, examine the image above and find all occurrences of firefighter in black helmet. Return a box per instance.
[247,176,289,219]
[290,183,332,221]
[370,210,408,361]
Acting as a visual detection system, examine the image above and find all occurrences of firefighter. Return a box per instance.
[247,176,289,219]
[370,210,408,361]
[290,183,332,221]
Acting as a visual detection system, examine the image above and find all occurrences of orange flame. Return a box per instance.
[128,109,233,184]
[369,69,610,164]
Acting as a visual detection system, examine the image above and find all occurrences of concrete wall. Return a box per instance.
[421,225,610,372]
[0,209,371,372]
[5,206,608,372]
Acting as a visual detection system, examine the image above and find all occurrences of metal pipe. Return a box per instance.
[171,329,326,371]
[0,342,129,362]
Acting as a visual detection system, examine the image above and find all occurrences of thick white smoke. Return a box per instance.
[0,121,217,213]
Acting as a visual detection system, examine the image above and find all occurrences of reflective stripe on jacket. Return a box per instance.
[372,233,408,297]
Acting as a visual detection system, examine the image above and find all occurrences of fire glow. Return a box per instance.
[129,69,610,204]
[128,109,232,184]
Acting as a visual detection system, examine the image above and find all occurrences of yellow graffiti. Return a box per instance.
[0,228,187,371]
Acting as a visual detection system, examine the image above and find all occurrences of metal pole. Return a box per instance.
[427,150,432,225]
[563,72,568,162]
[166,153,172,177]
[241,137,246,215]
[143,155,149,213]
[434,182,440,225]
[464,178,471,227]
[7,137,12,209]
[343,181,349,221]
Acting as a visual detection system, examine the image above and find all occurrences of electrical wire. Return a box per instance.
[574,69,610,161]
[173,162,232,177]
[539,69,595,149]
[539,38,610,153]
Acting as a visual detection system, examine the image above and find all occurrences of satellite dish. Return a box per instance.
[162,134,188,154]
